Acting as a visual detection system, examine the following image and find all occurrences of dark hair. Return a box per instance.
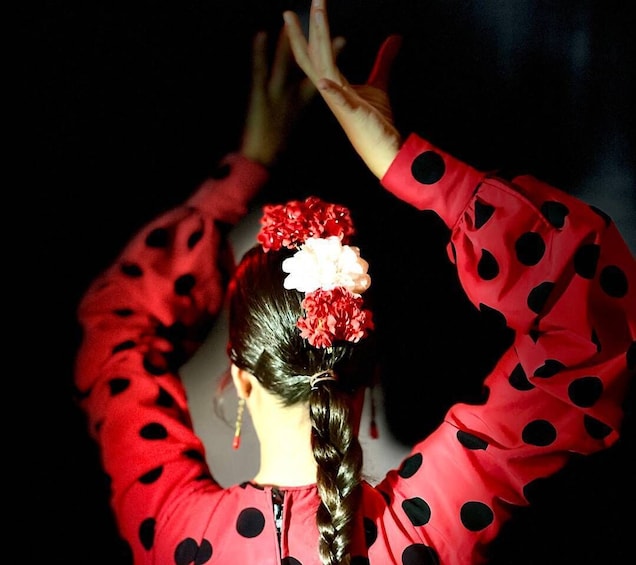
[227,244,373,565]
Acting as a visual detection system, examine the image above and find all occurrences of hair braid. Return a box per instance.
[310,383,363,565]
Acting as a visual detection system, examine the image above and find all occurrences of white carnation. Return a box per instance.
[282,236,371,294]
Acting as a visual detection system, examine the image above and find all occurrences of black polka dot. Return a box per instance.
[529,328,541,343]
[522,419,557,446]
[139,466,163,484]
[527,281,555,314]
[156,387,176,408]
[402,497,432,526]
[175,537,213,565]
[113,340,135,354]
[628,341,635,371]
[515,232,545,266]
[108,377,130,395]
[195,541,212,564]
[351,557,370,565]
[236,507,266,538]
[188,229,204,249]
[584,415,612,440]
[540,201,569,228]
[411,151,445,185]
[574,243,600,279]
[114,308,134,317]
[121,262,143,277]
[175,274,196,296]
[362,516,378,548]
[477,249,499,280]
[146,227,170,248]
[175,538,197,565]
[116,539,133,562]
[534,359,566,378]
[589,205,611,226]
[474,200,495,229]
[599,265,628,298]
[568,376,603,407]
[140,422,168,440]
[398,453,422,478]
[509,364,534,391]
[478,303,508,329]
[401,542,440,565]
[139,517,155,550]
[457,430,488,450]
[460,501,494,531]
[184,449,205,462]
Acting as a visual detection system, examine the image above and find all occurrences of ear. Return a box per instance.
[230,363,254,399]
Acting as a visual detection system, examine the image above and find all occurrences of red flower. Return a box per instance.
[256,196,373,349]
[258,196,355,252]
[297,287,374,348]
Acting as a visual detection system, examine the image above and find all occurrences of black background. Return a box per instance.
[23,1,634,563]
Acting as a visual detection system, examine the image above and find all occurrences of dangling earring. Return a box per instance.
[232,397,245,450]
[369,386,379,439]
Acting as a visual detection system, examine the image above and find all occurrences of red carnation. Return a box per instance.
[297,287,374,348]
[257,197,355,252]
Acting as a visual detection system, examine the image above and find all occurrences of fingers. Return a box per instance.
[366,34,403,91]
[250,31,268,95]
[284,0,345,84]
[308,0,336,77]
[332,36,346,58]
[269,26,294,94]
[283,10,315,81]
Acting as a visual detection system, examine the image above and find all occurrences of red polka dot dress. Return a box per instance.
[75,136,636,565]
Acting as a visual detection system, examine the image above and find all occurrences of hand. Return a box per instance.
[240,25,344,168]
[283,0,403,179]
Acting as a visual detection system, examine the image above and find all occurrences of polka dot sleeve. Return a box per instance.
[377,133,635,564]
[74,154,269,563]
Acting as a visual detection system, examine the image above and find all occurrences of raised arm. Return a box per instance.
[241,26,339,167]
[285,2,636,563]
[284,0,402,179]
[73,26,322,563]
[376,133,636,564]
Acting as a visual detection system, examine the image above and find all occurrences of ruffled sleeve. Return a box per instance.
[376,133,635,564]
[73,153,268,563]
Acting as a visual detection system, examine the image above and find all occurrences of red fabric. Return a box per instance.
[75,139,635,564]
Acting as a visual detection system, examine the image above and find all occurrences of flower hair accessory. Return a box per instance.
[257,196,374,348]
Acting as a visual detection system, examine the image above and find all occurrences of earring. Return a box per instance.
[369,386,379,439]
[232,397,246,450]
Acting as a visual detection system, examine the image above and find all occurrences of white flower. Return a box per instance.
[282,236,371,294]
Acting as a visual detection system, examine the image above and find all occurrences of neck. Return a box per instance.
[250,397,317,487]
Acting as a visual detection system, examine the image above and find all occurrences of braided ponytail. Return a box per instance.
[310,381,363,565]
[227,197,375,565]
